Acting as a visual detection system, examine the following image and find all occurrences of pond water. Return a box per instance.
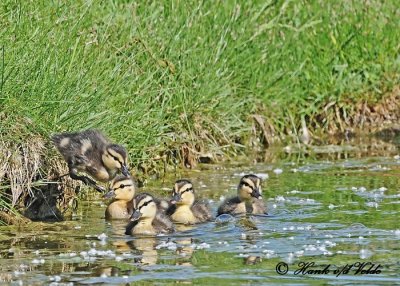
[1,151,400,285]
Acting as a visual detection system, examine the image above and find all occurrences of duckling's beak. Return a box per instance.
[170,193,181,204]
[251,188,262,200]
[104,190,116,199]
[121,165,130,176]
[130,210,142,221]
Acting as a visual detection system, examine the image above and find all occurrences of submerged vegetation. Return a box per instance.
[0,1,399,221]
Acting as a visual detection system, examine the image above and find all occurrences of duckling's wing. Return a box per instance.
[154,198,172,214]
[154,212,175,233]
[253,198,267,215]
[217,196,242,216]
[192,200,212,222]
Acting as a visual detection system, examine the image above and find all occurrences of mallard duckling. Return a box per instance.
[104,175,136,220]
[166,179,212,224]
[217,174,267,216]
[51,129,129,192]
[126,193,174,235]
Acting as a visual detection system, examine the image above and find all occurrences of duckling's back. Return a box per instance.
[218,196,267,215]
[192,200,212,222]
[51,129,108,164]
[217,196,243,216]
[154,211,175,233]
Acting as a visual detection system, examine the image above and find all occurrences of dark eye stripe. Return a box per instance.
[138,200,153,210]
[110,154,123,166]
[242,181,254,190]
[115,184,132,190]
[180,187,193,194]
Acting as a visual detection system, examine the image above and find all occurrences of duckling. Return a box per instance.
[104,175,136,220]
[217,174,267,216]
[166,179,212,224]
[51,129,129,192]
[125,193,175,235]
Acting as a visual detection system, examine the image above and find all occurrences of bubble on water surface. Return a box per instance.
[359,249,373,259]
[156,240,177,250]
[49,276,61,282]
[285,252,294,264]
[191,242,210,250]
[324,241,336,247]
[365,202,379,208]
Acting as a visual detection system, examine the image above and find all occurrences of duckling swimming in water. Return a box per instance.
[126,193,175,235]
[104,175,136,220]
[166,179,212,224]
[217,174,267,216]
[51,129,129,192]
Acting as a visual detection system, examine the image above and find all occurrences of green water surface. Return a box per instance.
[1,153,399,285]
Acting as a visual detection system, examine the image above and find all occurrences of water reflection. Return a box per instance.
[128,237,158,266]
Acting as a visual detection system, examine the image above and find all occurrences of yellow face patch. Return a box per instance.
[242,178,255,193]
[108,149,123,162]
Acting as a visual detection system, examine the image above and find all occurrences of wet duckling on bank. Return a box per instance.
[104,175,136,220]
[218,174,267,216]
[51,129,129,192]
[166,179,212,224]
[126,193,175,235]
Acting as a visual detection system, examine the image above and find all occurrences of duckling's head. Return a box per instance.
[238,174,262,201]
[104,175,136,201]
[102,144,129,176]
[130,193,157,221]
[171,179,195,206]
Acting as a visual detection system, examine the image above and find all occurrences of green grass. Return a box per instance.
[0,0,399,168]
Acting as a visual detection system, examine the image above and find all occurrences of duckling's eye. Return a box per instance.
[242,182,253,189]
[109,154,123,166]
[115,184,131,190]
[139,200,154,210]
[181,187,193,194]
